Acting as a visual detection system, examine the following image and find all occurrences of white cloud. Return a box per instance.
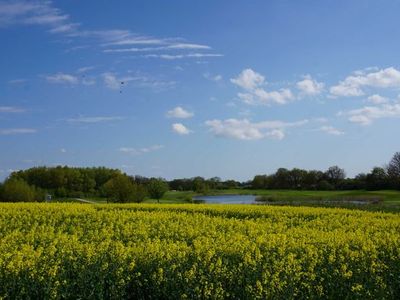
[239,88,293,105]
[0,1,69,27]
[119,145,164,155]
[319,126,344,136]
[204,73,222,82]
[67,116,124,123]
[82,77,96,86]
[49,22,79,33]
[314,117,329,123]
[296,75,325,95]
[8,79,27,84]
[0,1,222,65]
[205,118,307,140]
[0,106,25,113]
[330,67,400,97]
[144,53,223,60]
[340,103,400,125]
[231,69,293,105]
[330,84,363,97]
[167,43,211,50]
[172,123,191,135]
[265,129,285,140]
[45,73,78,84]
[367,94,388,104]
[103,43,211,53]
[103,73,121,89]
[102,72,175,90]
[231,68,265,90]
[104,36,166,46]
[102,73,132,90]
[166,107,193,119]
[0,128,37,135]
[60,148,67,153]
[76,66,95,74]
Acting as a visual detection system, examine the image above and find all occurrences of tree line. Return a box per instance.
[251,152,400,190]
[0,152,399,202]
[0,166,168,203]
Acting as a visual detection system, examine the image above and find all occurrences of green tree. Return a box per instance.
[1,178,38,202]
[387,152,400,189]
[103,175,135,203]
[366,167,389,190]
[147,178,169,203]
[324,166,346,188]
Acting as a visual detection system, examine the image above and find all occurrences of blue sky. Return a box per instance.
[1,0,400,181]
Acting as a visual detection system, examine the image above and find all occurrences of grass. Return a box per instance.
[51,189,400,212]
[159,189,400,212]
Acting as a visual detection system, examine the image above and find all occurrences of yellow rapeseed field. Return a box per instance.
[0,203,399,299]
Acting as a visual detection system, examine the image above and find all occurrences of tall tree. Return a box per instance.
[1,178,38,202]
[324,166,346,187]
[387,152,400,189]
[147,178,169,203]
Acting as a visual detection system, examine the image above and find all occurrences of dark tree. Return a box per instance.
[366,167,389,190]
[387,152,400,189]
[324,166,346,187]
[103,174,145,203]
[1,178,41,202]
[147,178,169,203]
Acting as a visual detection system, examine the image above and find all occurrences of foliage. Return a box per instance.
[388,152,400,189]
[147,178,169,202]
[249,153,400,191]
[103,174,146,203]
[0,203,399,299]
[0,178,44,202]
[10,166,122,198]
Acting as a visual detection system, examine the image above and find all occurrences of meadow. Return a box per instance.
[0,203,399,299]
[141,189,400,212]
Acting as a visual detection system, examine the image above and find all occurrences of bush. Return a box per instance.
[103,175,146,203]
[317,180,334,191]
[1,178,42,202]
[147,178,169,202]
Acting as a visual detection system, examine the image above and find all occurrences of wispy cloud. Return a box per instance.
[103,36,167,46]
[0,1,70,28]
[119,145,164,155]
[319,126,344,136]
[45,73,79,84]
[205,118,308,140]
[104,43,211,53]
[67,116,124,124]
[102,72,175,90]
[166,107,193,119]
[0,106,25,113]
[144,53,223,60]
[0,128,37,135]
[0,1,221,61]
[203,73,222,82]
[76,66,95,74]
[49,22,79,33]
[172,123,191,135]
[231,69,293,105]
[8,78,27,84]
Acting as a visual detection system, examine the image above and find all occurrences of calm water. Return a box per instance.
[192,194,373,205]
[193,194,257,204]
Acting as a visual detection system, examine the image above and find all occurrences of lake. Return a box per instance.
[192,194,375,205]
[193,194,257,204]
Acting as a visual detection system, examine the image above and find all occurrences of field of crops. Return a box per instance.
[0,203,399,299]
